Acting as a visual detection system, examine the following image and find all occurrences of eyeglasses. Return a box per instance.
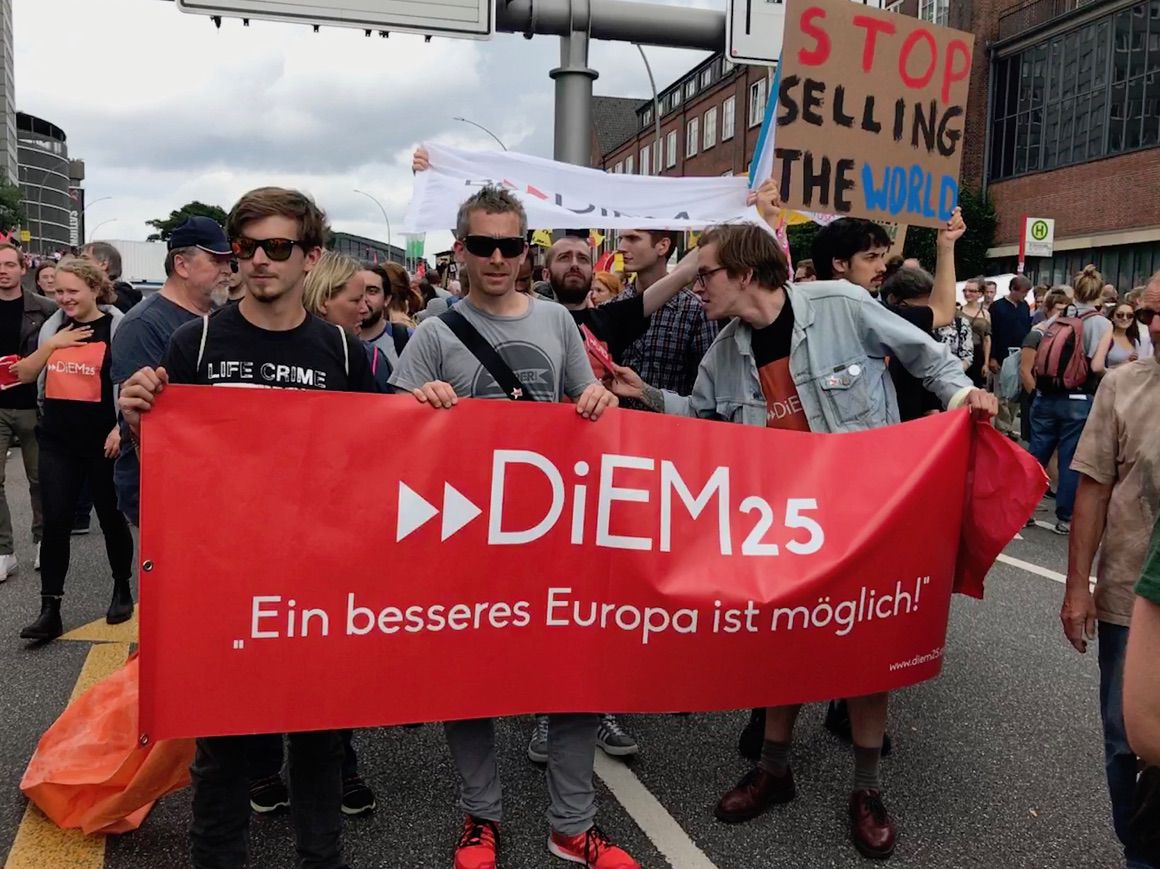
[1112,312,1133,320]
[463,235,527,259]
[694,266,727,289]
[230,237,304,262]
[1137,308,1157,326]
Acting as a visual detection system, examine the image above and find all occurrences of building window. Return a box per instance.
[722,56,734,76]
[723,95,736,140]
[614,161,623,174]
[687,117,700,157]
[642,108,652,127]
[990,3,1160,182]
[703,106,718,149]
[625,155,635,174]
[701,68,713,89]
[918,0,948,25]
[640,145,650,176]
[686,80,697,100]
[749,79,767,128]
[670,90,681,111]
[666,130,678,168]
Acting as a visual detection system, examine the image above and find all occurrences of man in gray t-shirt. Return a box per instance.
[389,183,635,869]
[389,295,594,401]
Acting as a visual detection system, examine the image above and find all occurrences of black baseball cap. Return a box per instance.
[168,216,231,255]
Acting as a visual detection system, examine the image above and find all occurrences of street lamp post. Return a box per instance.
[82,196,113,215]
[353,189,393,263]
[452,117,509,150]
[635,45,663,175]
[88,218,117,243]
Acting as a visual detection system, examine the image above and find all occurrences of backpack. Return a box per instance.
[998,347,1023,401]
[1034,310,1099,394]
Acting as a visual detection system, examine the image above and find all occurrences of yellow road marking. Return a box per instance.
[4,636,134,869]
[61,611,139,646]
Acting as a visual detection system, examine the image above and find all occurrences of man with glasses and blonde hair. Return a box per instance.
[119,186,375,869]
[389,185,635,869]
[610,180,997,861]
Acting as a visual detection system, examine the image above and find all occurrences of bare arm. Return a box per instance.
[641,248,699,317]
[982,332,991,372]
[10,326,92,384]
[929,208,965,329]
[1061,475,1112,653]
[1125,595,1160,764]
[1091,329,1113,375]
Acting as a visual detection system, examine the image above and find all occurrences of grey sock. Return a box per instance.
[758,739,791,776]
[853,744,882,791]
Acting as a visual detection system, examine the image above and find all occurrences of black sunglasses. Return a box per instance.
[463,235,527,259]
[230,237,304,262]
[1136,308,1157,326]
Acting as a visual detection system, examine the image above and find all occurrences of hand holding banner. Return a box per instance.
[139,388,1044,741]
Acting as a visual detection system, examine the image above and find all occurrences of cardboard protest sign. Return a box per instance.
[774,0,974,228]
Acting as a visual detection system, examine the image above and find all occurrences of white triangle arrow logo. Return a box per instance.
[441,483,483,541]
[397,482,439,542]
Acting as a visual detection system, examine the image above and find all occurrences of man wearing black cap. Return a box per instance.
[110,216,234,524]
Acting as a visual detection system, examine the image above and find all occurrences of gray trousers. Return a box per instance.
[0,408,42,553]
[444,714,598,836]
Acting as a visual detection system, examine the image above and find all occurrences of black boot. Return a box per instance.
[106,582,134,625]
[738,707,766,761]
[20,596,63,641]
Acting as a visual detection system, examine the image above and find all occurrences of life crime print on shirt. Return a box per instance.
[46,342,107,402]
[205,359,333,389]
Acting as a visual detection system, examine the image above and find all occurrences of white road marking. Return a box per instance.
[996,553,1095,587]
[594,753,720,869]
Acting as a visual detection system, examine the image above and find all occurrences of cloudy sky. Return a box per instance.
[15,0,713,256]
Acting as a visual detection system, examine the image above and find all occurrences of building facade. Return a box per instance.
[330,230,406,266]
[17,112,83,254]
[595,0,1158,291]
[0,0,16,184]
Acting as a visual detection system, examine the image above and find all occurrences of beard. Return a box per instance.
[362,308,383,330]
[550,272,591,305]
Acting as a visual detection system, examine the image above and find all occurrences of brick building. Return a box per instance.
[594,0,1160,290]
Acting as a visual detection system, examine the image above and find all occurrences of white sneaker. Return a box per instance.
[0,553,17,580]
[34,544,40,571]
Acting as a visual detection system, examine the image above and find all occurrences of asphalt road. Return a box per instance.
[0,452,1123,869]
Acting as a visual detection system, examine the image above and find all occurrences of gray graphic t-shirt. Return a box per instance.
[388,296,595,401]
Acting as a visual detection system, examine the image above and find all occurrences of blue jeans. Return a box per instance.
[1099,622,1157,869]
[1027,393,1092,522]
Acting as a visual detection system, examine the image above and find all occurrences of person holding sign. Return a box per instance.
[610,180,997,860]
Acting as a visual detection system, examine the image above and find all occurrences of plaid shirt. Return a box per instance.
[620,282,720,396]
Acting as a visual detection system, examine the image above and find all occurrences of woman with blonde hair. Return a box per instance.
[589,271,623,306]
[303,251,390,391]
[14,256,133,640]
[1026,265,1112,535]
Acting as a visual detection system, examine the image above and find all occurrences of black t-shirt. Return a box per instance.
[751,298,794,367]
[39,314,116,454]
[568,294,650,366]
[751,298,810,431]
[0,297,34,410]
[162,303,376,394]
[884,302,937,422]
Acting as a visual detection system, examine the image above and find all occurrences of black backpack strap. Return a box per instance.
[439,309,537,401]
[391,322,410,356]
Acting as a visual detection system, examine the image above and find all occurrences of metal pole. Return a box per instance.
[452,117,508,150]
[81,195,113,214]
[549,0,598,165]
[497,0,722,50]
[88,218,117,243]
[353,188,393,262]
[635,44,662,174]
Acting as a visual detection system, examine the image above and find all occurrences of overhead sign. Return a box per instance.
[726,0,885,67]
[769,0,974,228]
[138,387,1045,740]
[176,0,494,39]
[1023,217,1055,257]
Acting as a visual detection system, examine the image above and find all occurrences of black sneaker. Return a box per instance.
[738,708,765,761]
[596,714,639,757]
[824,700,893,757]
[249,774,289,814]
[527,715,549,764]
[71,517,91,536]
[341,776,376,816]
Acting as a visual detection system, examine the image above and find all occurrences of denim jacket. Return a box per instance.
[662,281,973,433]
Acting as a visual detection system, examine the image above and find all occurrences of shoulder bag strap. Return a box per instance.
[439,309,537,401]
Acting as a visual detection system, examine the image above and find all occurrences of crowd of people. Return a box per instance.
[0,160,1156,869]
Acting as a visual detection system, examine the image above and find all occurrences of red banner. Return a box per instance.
[139,387,1044,741]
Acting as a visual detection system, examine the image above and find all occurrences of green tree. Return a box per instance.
[903,187,997,278]
[146,201,228,242]
[0,179,26,234]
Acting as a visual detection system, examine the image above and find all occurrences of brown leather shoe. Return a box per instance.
[714,766,795,824]
[849,788,897,859]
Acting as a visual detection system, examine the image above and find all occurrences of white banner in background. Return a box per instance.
[403,143,755,233]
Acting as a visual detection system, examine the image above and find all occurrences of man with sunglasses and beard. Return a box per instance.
[119,187,373,869]
[389,186,635,869]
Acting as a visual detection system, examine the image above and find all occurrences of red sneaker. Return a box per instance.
[548,825,639,868]
[454,816,499,869]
